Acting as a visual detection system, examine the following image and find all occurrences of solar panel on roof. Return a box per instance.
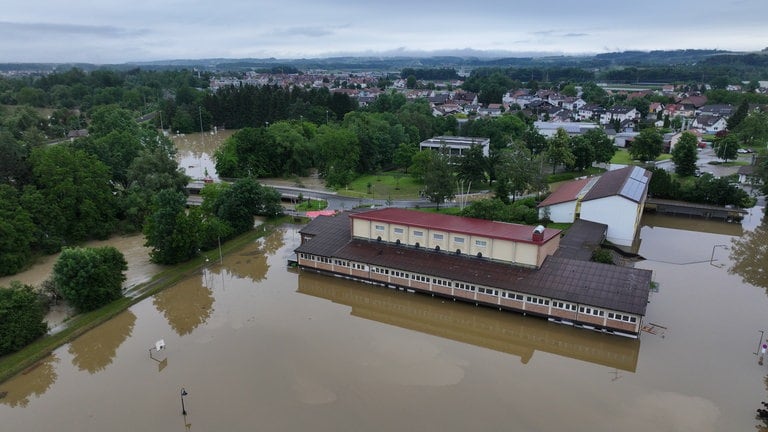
[620,167,648,202]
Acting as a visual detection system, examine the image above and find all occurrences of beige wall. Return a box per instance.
[352,217,554,267]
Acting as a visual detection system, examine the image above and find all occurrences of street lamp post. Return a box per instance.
[180,388,189,415]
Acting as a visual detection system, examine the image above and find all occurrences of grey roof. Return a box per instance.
[554,219,608,261]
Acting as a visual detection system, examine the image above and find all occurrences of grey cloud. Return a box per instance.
[563,33,588,38]
[271,26,339,38]
[0,21,147,38]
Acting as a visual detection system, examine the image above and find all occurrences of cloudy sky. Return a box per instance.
[2,0,766,64]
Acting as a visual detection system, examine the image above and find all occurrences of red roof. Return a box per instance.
[538,177,592,207]
[350,208,560,244]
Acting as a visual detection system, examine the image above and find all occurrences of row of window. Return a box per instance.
[299,253,636,325]
[608,312,638,323]
[553,301,577,311]
[370,226,486,247]
[579,306,604,317]
[526,296,550,306]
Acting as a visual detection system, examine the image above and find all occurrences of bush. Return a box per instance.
[0,282,48,355]
[53,246,127,313]
[591,249,614,265]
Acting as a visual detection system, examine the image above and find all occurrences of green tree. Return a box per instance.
[314,125,359,188]
[545,128,575,173]
[671,132,699,176]
[734,111,768,148]
[494,142,540,203]
[28,145,117,244]
[215,178,282,234]
[0,185,36,275]
[456,144,488,186]
[422,150,455,209]
[628,127,664,161]
[570,135,596,171]
[53,246,127,312]
[144,189,199,264]
[727,99,749,130]
[713,133,739,162]
[0,281,48,355]
[393,142,418,172]
[583,128,615,165]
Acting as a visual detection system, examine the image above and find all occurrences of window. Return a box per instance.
[394,227,404,234]
[413,230,423,237]
[375,224,385,231]
[454,237,465,244]
[433,233,444,241]
[475,240,487,247]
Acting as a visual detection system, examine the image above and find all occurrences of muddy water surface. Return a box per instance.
[1,212,767,431]
[172,129,235,181]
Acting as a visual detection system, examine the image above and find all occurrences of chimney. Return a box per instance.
[532,225,545,242]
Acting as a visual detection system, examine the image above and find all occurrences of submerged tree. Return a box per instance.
[53,246,127,312]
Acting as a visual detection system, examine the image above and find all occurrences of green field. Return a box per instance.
[610,149,672,165]
[339,172,423,199]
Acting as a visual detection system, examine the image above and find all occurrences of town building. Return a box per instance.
[419,136,490,157]
[538,166,652,247]
[294,208,653,337]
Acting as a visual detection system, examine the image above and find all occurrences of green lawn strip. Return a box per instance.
[0,220,282,386]
[610,149,671,165]
[337,173,423,199]
[295,199,328,211]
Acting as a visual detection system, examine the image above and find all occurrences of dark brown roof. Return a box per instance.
[351,208,560,245]
[582,166,651,203]
[295,212,652,316]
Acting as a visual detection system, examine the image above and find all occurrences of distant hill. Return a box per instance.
[1,49,765,74]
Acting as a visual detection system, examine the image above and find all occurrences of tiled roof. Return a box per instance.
[582,166,651,203]
[350,208,560,245]
[538,177,592,207]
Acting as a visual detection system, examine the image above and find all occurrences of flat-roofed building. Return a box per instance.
[419,136,490,157]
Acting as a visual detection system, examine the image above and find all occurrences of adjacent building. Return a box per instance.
[538,166,652,247]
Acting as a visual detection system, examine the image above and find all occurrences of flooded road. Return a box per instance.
[1,211,767,431]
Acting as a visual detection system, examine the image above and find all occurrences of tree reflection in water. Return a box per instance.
[153,276,214,336]
[225,231,284,283]
[729,215,768,293]
[0,354,58,407]
[69,310,136,374]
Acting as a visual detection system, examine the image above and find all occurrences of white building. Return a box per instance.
[419,136,490,157]
[579,166,651,247]
[538,166,651,247]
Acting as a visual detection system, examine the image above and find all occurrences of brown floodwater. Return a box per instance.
[1,209,767,431]
[172,129,235,181]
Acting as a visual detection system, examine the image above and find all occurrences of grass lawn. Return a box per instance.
[295,199,328,211]
[339,172,423,199]
[611,149,672,165]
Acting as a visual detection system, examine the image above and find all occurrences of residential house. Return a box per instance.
[600,106,638,125]
[697,104,733,117]
[691,115,728,134]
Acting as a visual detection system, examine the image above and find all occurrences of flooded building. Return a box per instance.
[294,208,653,337]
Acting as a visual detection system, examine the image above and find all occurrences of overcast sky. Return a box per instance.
[2,0,766,64]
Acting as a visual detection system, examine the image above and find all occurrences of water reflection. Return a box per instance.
[297,272,640,372]
[729,216,768,292]
[0,355,58,407]
[172,130,234,181]
[153,274,214,336]
[642,212,744,237]
[68,310,136,374]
